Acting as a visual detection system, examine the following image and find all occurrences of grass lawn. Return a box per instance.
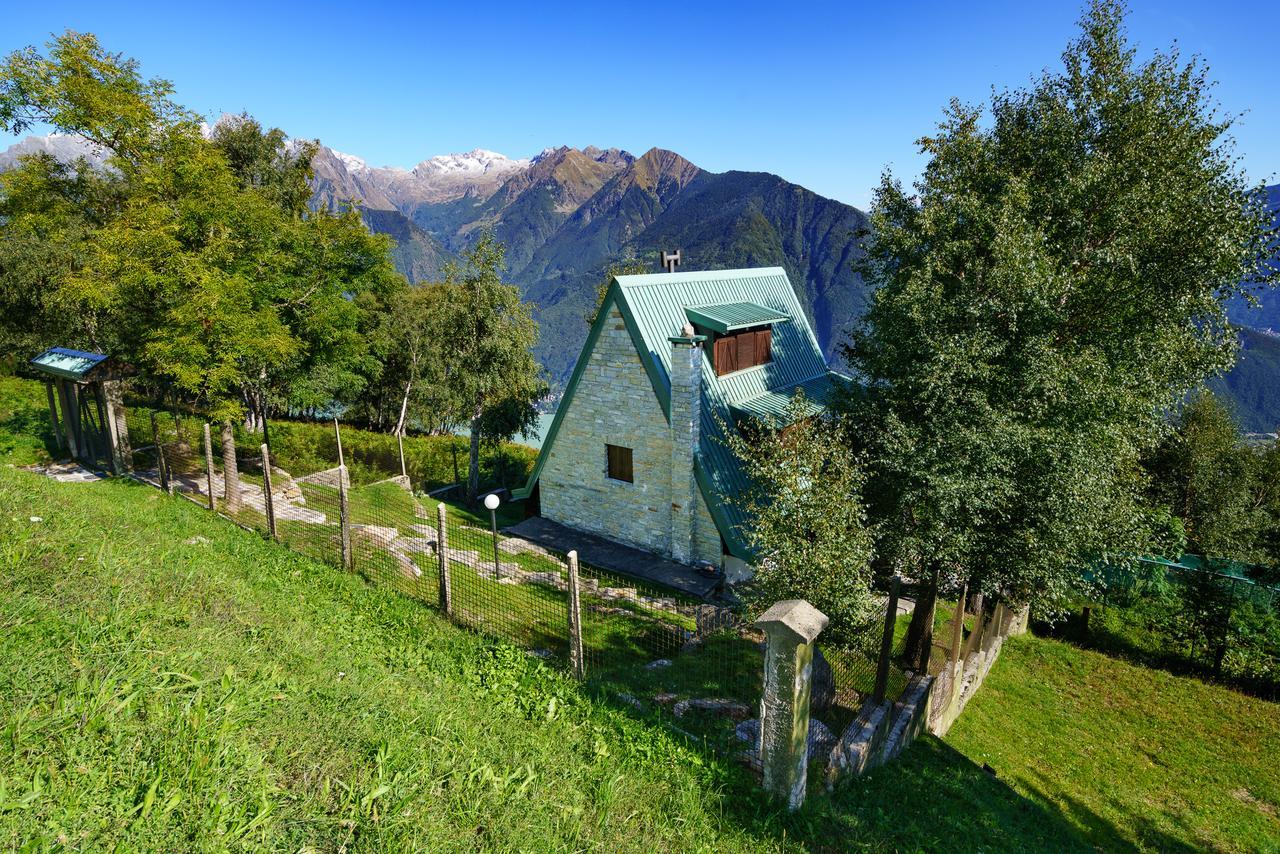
[0,462,1086,850]
[4,374,1277,850]
[948,633,1280,851]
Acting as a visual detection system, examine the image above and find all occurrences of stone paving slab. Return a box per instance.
[504,516,722,600]
[22,462,106,483]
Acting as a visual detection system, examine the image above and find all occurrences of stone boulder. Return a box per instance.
[735,717,837,766]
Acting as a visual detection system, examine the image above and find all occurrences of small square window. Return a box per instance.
[606,444,633,483]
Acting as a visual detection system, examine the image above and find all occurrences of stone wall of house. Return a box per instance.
[541,306,677,556]
[540,305,727,567]
[692,486,722,566]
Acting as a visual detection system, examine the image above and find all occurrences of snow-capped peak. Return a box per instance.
[412,148,530,177]
[332,150,369,172]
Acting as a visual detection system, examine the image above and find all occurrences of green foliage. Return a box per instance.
[724,394,877,645]
[436,233,547,500]
[1144,390,1280,561]
[0,33,407,424]
[842,1,1278,616]
[0,30,188,164]
[210,113,315,216]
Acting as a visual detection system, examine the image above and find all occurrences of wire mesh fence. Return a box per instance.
[121,400,921,761]
[1090,558,1280,697]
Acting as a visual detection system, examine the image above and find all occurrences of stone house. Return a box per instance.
[513,266,848,580]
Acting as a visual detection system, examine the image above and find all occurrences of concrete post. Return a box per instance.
[261,443,277,540]
[437,502,452,615]
[203,423,216,511]
[100,379,131,475]
[566,550,585,679]
[756,599,829,811]
[667,326,706,564]
[338,464,351,570]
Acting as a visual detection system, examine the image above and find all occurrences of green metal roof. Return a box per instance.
[685,301,790,334]
[515,266,838,562]
[29,347,109,381]
[729,372,851,428]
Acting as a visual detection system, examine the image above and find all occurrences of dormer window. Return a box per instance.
[685,302,789,377]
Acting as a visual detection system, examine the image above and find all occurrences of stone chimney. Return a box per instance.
[668,322,705,564]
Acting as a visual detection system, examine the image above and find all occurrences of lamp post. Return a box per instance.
[484,493,501,578]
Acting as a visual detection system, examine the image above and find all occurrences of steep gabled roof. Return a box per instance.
[516,266,844,561]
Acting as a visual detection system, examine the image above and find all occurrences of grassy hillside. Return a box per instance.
[0,466,1082,850]
[949,634,1280,851]
[4,377,1277,850]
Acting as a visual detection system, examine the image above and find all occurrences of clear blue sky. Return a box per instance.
[2,1,1275,208]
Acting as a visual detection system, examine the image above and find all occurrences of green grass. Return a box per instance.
[0,464,1094,850]
[0,376,56,466]
[947,632,1280,851]
[5,375,1277,850]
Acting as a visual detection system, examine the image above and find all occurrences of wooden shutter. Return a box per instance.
[714,336,737,376]
[737,329,756,368]
[756,327,772,365]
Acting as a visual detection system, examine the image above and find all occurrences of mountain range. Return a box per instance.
[3,129,1277,430]
[306,142,871,381]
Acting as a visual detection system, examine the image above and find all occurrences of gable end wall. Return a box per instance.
[540,305,722,566]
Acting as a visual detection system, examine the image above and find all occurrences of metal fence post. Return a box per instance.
[437,502,452,616]
[203,422,216,511]
[567,550,585,679]
[261,443,277,540]
[873,576,902,703]
[338,464,352,571]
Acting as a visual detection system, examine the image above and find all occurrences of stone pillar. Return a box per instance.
[667,324,705,564]
[756,599,829,811]
[100,379,132,475]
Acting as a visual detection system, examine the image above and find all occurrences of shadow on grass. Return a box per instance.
[1041,611,1280,702]
[0,407,61,461]
[1017,768,1201,853]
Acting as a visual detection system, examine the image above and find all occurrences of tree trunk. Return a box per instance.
[394,382,412,437]
[467,414,482,504]
[903,568,940,672]
[221,420,242,513]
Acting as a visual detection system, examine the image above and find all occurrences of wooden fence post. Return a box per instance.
[203,422,216,511]
[567,550,585,679]
[873,576,902,703]
[949,582,968,669]
[151,410,170,493]
[261,443,277,540]
[437,502,452,616]
[338,464,352,570]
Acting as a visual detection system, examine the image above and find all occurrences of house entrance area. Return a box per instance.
[504,516,724,600]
